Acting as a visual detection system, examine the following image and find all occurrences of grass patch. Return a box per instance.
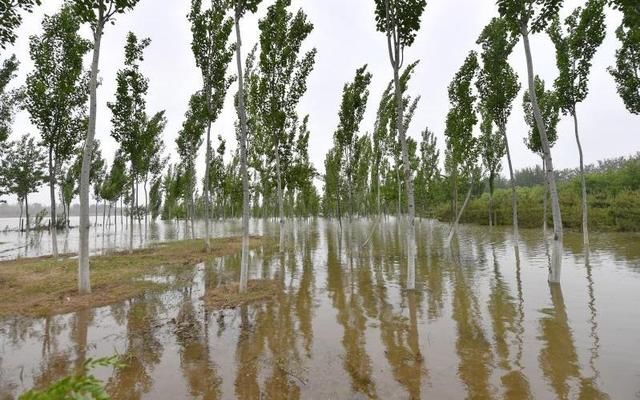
[0,236,261,317]
[203,279,282,310]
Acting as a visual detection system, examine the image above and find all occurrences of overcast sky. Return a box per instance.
[4,0,638,205]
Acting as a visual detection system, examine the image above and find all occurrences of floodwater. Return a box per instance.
[1,218,640,399]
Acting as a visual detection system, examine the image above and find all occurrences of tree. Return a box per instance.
[334,65,373,218]
[24,5,90,258]
[0,0,41,48]
[108,32,151,254]
[188,0,235,251]
[149,177,162,221]
[414,127,439,215]
[476,17,521,246]
[0,55,20,145]
[5,134,46,232]
[444,51,480,245]
[523,76,560,234]
[374,0,427,290]
[228,0,262,294]
[74,0,141,294]
[548,0,606,249]
[608,24,640,115]
[478,108,505,227]
[256,0,316,249]
[139,111,166,229]
[498,0,565,282]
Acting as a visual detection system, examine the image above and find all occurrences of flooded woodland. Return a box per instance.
[1,218,640,399]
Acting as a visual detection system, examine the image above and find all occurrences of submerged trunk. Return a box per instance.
[521,26,562,282]
[78,19,104,294]
[234,7,251,293]
[447,181,473,245]
[488,172,495,227]
[49,149,58,258]
[573,109,589,249]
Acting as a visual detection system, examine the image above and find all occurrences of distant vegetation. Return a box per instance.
[434,153,640,231]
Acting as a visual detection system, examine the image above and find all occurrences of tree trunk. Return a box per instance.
[203,108,212,251]
[25,195,30,234]
[543,157,548,233]
[501,123,519,252]
[94,200,98,227]
[488,172,494,227]
[129,180,134,253]
[78,17,104,294]
[102,200,106,229]
[447,182,473,245]
[275,138,285,251]
[49,149,59,258]
[235,8,251,294]
[521,28,563,240]
[521,26,562,282]
[144,178,148,239]
[573,109,589,249]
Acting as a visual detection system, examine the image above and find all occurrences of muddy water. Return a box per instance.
[1,218,640,399]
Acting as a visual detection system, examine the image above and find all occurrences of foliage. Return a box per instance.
[523,76,560,156]
[373,0,427,49]
[608,24,640,114]
[548,0,606,115]
[414,127,440,213]
[478,108,505,186]
[0,55,20,144]
[4,134,47,202]
[24,4,90,166]
[0,0,41,48]
[73,0,141,32]
[497,0,564,34]
[19,356,124,400]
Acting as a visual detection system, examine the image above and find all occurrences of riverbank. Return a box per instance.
[0,236,264,317]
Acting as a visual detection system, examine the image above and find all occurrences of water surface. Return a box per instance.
[1,218,639,399]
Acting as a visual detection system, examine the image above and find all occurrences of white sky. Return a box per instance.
[4,0,638,205]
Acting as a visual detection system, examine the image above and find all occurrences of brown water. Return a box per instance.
[1,218,640,399]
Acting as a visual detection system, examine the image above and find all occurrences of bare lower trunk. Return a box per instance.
[501,123,519,253]
[447,182,472,245]
[235,7,250,293]
[129,181,134,253]
[488,173,494,227]
[204,118,212,252]
[25,195,30,234]
[48,150,58,258]
[543,157,548,233]
[78,19,104,294]
[275,139,285,251]
[521,27,562,282]
[573,109,589,248]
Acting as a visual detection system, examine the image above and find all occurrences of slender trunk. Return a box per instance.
[25,195,30,234]
[235,8,250,294]
[521,28,563,242]
[447,182,473,245]
[501,123,519,252]
[144,178,148,236]
[488,172,494,227]
[204,115,212,251]
[19,199,23,232]
[573,108,589,248]
[94,200,98,227]
[543,157,548,233]
[275,138,285,250]
[102,200,106,228]
[129,180,134,253]
[78,18,104,294]
[49,149,58,258]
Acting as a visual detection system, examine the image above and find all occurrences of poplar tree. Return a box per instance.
[256,0,316,249]
[228,0,263,293]
[334,65,373,218]
[24,5,90,259]
[444,51,480,245]
[476,17,521,245]
[188,0,234,251]
[5,134,47,232]
[414,127,439,215]
[523,76,560,233]
[497,0,565,270]
[107,32,151,254]
[74,0,141,294]
[374,0,427,290]
[478,108,505,227]
[548,0,606,249]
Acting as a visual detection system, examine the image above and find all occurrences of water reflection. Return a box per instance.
[1,218,639,399]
